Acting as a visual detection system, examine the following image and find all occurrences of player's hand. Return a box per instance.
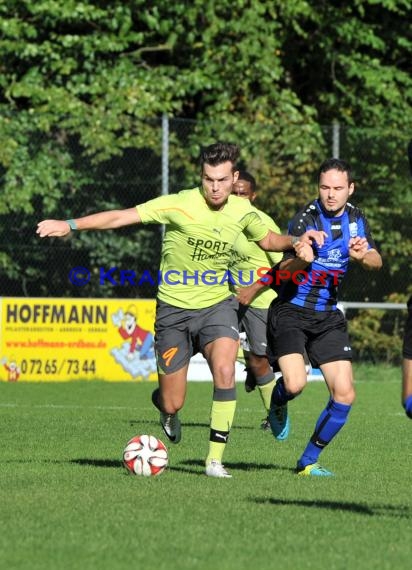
[348,237,369,260]
[299,230,327,247]
[235,283,261,306]
[295,242,315,263]
[36,220,72,238]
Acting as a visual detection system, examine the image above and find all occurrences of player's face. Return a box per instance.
[231,180,256,202]
[318,168,354,216]
[202,162,239,210]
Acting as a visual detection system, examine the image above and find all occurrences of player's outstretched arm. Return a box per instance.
[236,238,317,305]
[36,207,141,238]
[348,237,382,270]
[258,229,327,252]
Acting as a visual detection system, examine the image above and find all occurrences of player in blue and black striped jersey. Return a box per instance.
[237,157,382,476]
[271,195,378,312]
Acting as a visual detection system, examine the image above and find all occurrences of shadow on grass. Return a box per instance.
[252,497,411,518]
[70,458,122,468]
[128,419,163,427]
[67,458,292,476]
[169,458,292,476]
[128,420,255,430]
[183,422,255,431]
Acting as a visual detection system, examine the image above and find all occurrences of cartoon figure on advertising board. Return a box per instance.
[110,305,156,379]
[1,356,21,382]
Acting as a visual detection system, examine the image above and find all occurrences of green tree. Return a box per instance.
[0,0,411,299]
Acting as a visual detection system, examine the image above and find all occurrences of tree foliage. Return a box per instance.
[0,0,411,299]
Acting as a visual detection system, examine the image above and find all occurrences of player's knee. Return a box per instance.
[248,354,270,377]
[333,386,356,405]
[283,376,306,396]
[212,362,235,387]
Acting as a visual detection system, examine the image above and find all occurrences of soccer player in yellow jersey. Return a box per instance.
[230,171,282,430]
[37,142,325,478]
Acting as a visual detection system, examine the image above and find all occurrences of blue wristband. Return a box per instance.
[66,219,77,230]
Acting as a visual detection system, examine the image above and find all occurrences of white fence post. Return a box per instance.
[332,120,340,158]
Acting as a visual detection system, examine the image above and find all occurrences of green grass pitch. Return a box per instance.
[0,364,410,570]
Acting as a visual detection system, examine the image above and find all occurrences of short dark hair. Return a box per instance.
[237,170,257,193]
[199,142,240,171]
[317,158,353,185]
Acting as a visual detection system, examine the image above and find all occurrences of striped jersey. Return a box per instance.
[270,199,378,311]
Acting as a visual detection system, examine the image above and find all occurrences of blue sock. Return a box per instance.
[271,376,296,407]
[298,399,351,468]
[404,395,412,419]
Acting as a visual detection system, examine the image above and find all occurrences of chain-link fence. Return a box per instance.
[0,117,410,303]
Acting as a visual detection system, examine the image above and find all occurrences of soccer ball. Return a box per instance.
[123,434,168,477]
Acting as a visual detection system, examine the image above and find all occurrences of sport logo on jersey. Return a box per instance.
[328,249,342,262]
[186,236,230,262]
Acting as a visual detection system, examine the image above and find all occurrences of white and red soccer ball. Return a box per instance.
[123,434,168,477]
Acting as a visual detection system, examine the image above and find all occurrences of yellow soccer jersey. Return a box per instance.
[136,188,269,309]
[229,207,282,309]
